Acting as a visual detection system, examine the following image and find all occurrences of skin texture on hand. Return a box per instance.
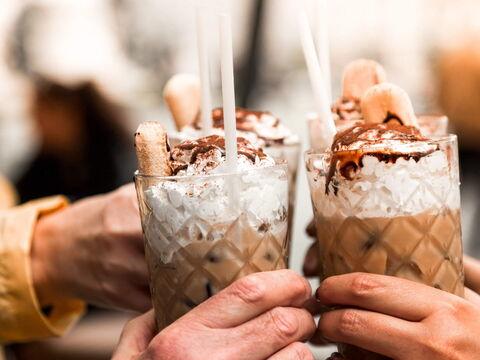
[31,184,150,312]
[112,270,316,360]
[315,273,480,360]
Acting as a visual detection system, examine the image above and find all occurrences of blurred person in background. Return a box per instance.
[438,40,480,255]
[15,78,135,203]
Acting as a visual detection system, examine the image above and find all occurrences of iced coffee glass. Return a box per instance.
[264,143,301,246]
[135,164,290,330]
[306,135,464,360]
[417,114,449,136]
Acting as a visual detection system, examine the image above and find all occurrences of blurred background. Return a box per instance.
[1,0,480,358]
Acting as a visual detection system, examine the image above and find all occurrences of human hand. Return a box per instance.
[31,183,150,312]
[315,273,480,359]
[113,270,316,360]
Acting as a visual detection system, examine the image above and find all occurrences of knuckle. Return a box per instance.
[350,273,380,298]
[269,307,300,340]
[289,342,314,360]
[445,298,471,316]
[337,310,363,337]
[148,329,182,359]
[230,274,265,305]
[278,269,312,301]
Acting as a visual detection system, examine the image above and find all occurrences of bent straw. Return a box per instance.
[196,8,213,135]
[299,10,336,147]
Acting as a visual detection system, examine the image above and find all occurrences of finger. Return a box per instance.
[233,307,316,360]
[304,296,329,316]
[464,256,480,294]
[268,342,314,360]
[319,308,421,359]
[303,242,320,277]
[317,273,453,321]
[110,285,151,313]
[112,310,156,360]
[309,326,332,346]
[130,285,152,313]
[126,252,149,286]
[185,270,312,328]
[306,218,317,238]
[465,287,480,307]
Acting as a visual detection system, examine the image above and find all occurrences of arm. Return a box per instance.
[0,196,85,343]
[1,184,149,343]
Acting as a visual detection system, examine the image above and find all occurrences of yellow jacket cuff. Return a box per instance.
[0,196,85,343]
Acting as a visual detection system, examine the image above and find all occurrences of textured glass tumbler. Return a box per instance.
[135,164,290,330]
[305,135,464,360]
[264,143,301,255]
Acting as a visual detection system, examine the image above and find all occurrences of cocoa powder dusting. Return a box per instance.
[170,135,268,175]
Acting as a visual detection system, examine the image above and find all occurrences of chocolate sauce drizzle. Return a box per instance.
[170,135,268,175]
[192,107,288,145]
[325,123,437,194]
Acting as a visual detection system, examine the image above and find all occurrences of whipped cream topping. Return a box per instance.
[308,149,460,218]
[174,107,299,148]
[170,135,275,176]
[306,123,460,218]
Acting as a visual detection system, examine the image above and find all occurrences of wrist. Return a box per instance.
[31,212,72,305]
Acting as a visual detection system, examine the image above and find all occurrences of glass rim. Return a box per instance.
[135,162,288,181]
[304,133,458,158]
[416,113,449,121]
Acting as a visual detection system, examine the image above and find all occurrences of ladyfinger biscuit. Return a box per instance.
[134,122,172,176]
[361,83,419,127]
[163,74,201,130]
[342,59,387,100]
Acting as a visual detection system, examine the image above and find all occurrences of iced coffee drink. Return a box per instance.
[306,84,464,360]
[135,130,289,330]
[173,107,301,246]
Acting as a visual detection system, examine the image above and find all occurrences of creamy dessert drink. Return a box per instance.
[308,59,449,150]
[163,75,300,245]
[134,125,289,330]
[306,84,464,360]
[175,107,300,238]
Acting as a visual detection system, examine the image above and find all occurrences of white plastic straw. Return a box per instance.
[298,10,336,146]
[196,8,213,135]
[315,0,332,104]
[219,13,238,173]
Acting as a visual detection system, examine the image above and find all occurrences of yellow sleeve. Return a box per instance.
[0,196,85,343]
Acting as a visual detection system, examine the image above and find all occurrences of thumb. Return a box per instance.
[112,310,157,360]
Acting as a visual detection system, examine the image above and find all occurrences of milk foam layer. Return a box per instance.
[143,136,288,263]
